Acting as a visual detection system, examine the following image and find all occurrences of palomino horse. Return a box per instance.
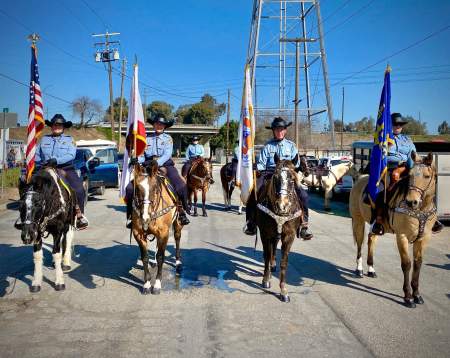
[15,168,76,292]
[349,152,437,308]
[301,161,353,210]
[131,161,184,295]
[256,155,303,302]
[186,157,213,217]
[219,162,243,214]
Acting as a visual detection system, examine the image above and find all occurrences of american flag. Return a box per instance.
[26,44,44,182]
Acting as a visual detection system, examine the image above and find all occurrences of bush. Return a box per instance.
[1,167,21,188]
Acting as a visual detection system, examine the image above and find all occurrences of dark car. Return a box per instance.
[74,148,103,199]
[88,147,119,188]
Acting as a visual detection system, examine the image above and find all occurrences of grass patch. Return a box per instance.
[1,167,21,188]
[96,127,120,142]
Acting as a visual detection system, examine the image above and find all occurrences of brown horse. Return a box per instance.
[349,152,437,308]
[256,155,303,302]
[131,161,184,295]
[186,157,213,217]
[220,162,243,214]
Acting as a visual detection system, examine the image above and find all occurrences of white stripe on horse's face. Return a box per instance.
[139,177,150,222]
[279,168,289,196]
[24,191,34,223]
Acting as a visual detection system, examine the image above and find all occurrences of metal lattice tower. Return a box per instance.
[247,0,335,148]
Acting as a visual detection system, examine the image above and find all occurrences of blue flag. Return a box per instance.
[368,67,393,207]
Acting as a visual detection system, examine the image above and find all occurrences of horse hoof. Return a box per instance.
[142,287,151,295]
[55,284,66,291]
[176,265,183,275]
[280,294,290,303]
[151,287,161,295]
[404,299,416,308]
[270,265,277,273]
[202,212,208,217]
[367,271,377,278]
[262,281,271,289]
[61,265,71,272]
[413,295,424,304]
[324,207,331,212]
[30,285,41,293]
[192,212,198,217]
[355,269,364,278]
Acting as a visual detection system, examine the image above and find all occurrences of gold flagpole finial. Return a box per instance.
[386,63,392,73]
[134,54,138,68]
[27,33,40,45]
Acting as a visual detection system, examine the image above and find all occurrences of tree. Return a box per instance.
[179,94,226,125]
[353,116,375,133]
[437,120,450,134]
[333,119,343,132]
[401,115,427,135]
[147,101,174,121]
[71,96,103,128]
[105,97,128,123]
[210,120,239,150]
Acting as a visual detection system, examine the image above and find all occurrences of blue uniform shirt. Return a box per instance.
[140,132,173,166]
[185,144,205,160]
[257,138,299,171]
[35,134,76,166]
[233,146,240,160]
[387,133,416,167]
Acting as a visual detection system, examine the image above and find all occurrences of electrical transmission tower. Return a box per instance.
[247,0,335,148]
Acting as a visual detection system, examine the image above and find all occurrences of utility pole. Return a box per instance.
[341,87,345,152]
[226,89,231,164]
[315,0,335,149]
[118,58,127,150]
[280,37,316,148]
[92,31,120,143]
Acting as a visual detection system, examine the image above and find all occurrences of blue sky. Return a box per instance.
[0,0,449,133]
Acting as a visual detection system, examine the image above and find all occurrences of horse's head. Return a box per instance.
[405,152,436,210]
[269,154,299,216]
[192,157,213,183]
[299,155,310,177]
[15,175,48,244]
[134,161,159,231]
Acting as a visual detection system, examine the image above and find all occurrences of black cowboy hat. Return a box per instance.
[192,135,200,141]
[265,116,292,129]
[45,114,72,128]
[147,115,174,128]
[391,112,408,126]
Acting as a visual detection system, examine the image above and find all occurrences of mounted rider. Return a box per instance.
[370,113,443,235]
[34,114,89,230]
[125,115,190,228]
[244,117,313,240]
[181,136,213,184]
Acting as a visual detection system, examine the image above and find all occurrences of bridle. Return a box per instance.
[406,164,434,205]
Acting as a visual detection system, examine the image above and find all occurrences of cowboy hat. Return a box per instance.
[45,114,72,128]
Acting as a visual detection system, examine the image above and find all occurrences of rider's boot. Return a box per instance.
[209,177,215,184]
[243,220,257,235]
[75,206,89,230]
[432,220,444,234]
[371,214,385,235]
[178,203,190,226]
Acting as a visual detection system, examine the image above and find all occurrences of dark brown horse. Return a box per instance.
[256,155,303,302]
[220,162,243,214]
[186,157,213,217]
[131,161,184,294]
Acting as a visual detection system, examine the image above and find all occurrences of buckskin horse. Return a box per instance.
[349,152,437,308]
[256,155,303,302]
[15,168,76,292]
[186,157,213,217]
[220,162,243,214]
[131,161,184,294]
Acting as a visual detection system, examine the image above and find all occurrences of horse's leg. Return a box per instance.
[261,237,272,289]
[192,189,198,216]
[152,235,168,295]
[52,233,65,291]
[411,237,428,305]
[324,185,332,211]
[201,188,207,217]
[279,236,294,303]
[222,186,229,210]
[396,233,415,308]
[173,220,183,274]
[187,187,192,214]
[270,237,278,272]
[62,226,74,272]
[367,233,378,278]
[136,234,151,295]
[30,241,43,292]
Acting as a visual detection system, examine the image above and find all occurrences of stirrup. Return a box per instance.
[76,215,89,231]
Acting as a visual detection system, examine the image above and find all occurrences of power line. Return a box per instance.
[80,0,110,29]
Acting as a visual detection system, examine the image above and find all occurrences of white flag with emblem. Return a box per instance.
[236,65,255,204]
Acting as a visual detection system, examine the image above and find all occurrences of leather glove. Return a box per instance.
[46,158,57,167]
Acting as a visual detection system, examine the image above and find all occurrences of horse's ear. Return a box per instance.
[423,152,433,166]
[411,151,418,163]
[292,153,299,167]
[274,153,280,164]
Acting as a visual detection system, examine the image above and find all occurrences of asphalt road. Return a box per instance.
[0,166,449,357]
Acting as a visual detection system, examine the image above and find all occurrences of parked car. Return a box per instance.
[73,148,103,198]
[88,147,119,188]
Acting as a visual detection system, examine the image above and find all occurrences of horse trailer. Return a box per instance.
[352,140,450,221]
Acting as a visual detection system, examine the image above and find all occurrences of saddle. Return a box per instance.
[157,174,178,204]
[55,169,73,198]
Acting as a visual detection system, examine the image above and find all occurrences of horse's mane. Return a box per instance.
[191,157,209,176]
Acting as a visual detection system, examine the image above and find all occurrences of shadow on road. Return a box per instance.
[106,204,126,213]
[426,254,450,271]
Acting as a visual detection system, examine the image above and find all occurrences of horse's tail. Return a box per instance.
[349,176,368,247]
